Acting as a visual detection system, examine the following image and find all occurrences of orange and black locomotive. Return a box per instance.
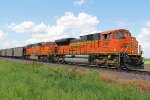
[0,29,144,70]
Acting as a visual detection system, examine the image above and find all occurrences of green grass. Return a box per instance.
[0,61,149,100]
[145,61,150,64]
[144,59,150,64]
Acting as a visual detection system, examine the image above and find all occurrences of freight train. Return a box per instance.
[0,29,144,70]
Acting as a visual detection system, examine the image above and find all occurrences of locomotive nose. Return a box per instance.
[123,36,138,54]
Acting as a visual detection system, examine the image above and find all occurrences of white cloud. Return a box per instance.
[145,21,150,27]
[52,12,99,36]
[0,39,20,48]
[9,21,48,34]
[9,12,99,44]
[0,30,5,38]
[115,20,135,28]
[0,30,23,49]
[137,23,150,58]
[74,0,86,5]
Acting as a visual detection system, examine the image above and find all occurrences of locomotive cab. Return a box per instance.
[112,29,143,69]
[99,29,143,69]
[101,29,139,54]
[41,42,57,55]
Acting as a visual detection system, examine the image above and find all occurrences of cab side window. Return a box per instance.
[114,32,125,39]
[114,33,118,39]
[103,34,111,39]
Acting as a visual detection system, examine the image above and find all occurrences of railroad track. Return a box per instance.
[0,57,150,80]
[76,64,150,76]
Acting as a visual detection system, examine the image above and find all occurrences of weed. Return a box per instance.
[100,72,119,83]
[99,73,150,92]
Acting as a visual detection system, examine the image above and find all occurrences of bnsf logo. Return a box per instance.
[71,45,85,50]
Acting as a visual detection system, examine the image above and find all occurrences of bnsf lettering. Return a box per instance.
[71,45,85,49]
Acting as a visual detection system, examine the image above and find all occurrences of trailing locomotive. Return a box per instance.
[0,29,144,70]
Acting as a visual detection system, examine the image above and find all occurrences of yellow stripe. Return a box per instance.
[128,54,142,56]
[89,52,118,55]
[70,40,99,45]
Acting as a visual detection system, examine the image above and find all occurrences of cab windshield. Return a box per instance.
[114,32,125,39]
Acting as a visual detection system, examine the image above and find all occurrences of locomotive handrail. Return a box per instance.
[120,44,129,53]
[124,46,129,53]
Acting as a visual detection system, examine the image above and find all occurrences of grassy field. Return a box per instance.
[0,60,150,100]
[144,59,150,64]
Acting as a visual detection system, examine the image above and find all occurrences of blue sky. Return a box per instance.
[0,0,150,57]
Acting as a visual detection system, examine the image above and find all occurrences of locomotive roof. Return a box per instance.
[55,38,75,46]
[101,29,128,34]
[41,42,54,44]
[55,38,75,43]
[79,33,100,37]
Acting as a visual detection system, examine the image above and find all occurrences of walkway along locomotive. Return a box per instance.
[0,29,144,70]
